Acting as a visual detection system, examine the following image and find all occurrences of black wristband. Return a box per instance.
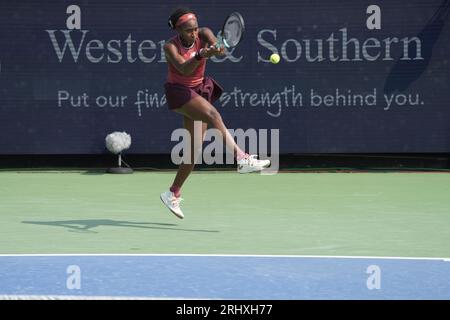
[194,49,204,61]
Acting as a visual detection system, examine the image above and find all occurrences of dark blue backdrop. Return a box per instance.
[0,0,449,154]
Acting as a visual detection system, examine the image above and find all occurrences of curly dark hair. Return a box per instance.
[168,7,196,29]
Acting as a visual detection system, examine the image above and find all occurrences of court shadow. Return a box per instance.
[22,219,219,233]
[383,0,449,94]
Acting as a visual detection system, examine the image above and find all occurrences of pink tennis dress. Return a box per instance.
[164,35,223,110]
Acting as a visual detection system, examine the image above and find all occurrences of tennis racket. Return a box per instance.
[215,12,245,49]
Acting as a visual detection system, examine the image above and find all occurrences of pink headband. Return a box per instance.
[176,13,197,27]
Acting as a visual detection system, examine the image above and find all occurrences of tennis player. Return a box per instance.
[160,8,270,219]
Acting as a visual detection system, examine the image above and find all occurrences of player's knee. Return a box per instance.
[205,108,222,124]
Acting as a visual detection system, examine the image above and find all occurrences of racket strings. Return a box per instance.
[222,14,244,48]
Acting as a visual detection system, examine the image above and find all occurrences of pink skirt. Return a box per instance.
[164,77,224,110]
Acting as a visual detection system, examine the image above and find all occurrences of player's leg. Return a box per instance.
[171,116,207,193]
[160,116,207,219]
[176,95,270,173]
[175,95,245,159]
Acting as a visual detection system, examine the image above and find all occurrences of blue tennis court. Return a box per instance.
[1,254,449,300]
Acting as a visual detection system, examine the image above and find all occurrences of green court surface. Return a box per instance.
[0,170,449,257]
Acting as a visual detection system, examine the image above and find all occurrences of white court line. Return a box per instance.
[0,253,448,261]
[0,295,203,300]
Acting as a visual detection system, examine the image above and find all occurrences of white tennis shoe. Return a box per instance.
[160,191,184,219]
[237,154,271,173]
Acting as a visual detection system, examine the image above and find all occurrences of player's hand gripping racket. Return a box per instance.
[216,12,245,49]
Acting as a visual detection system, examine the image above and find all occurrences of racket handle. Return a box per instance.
[215,34,223,49]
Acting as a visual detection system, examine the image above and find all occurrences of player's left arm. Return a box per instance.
[199,27,217,46]
[199,28,225,55]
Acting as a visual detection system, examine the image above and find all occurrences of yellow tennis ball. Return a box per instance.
[270,53,280,64]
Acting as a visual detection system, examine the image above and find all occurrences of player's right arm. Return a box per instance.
[164,41,223,76]
[164,41,201,76]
